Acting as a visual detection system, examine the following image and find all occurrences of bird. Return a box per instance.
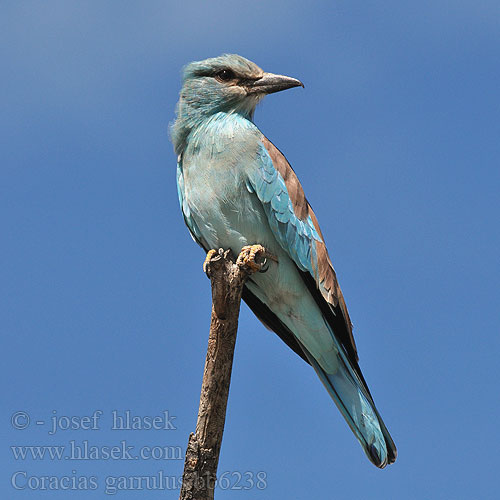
[171,54,397,468]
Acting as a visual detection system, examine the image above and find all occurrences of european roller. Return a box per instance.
[171,54,397,468]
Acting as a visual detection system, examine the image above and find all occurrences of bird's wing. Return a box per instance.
[248,137,397,467]
[248,136,358,365]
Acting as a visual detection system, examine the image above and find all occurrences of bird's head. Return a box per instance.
[171,54,303,154]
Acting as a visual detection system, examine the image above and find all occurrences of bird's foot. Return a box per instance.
[236,244,276,273]
[203,249,218,274]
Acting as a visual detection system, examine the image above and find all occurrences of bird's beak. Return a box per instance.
[247,72,304,95]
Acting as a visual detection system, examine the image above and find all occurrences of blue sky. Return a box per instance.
[2,1,499,498]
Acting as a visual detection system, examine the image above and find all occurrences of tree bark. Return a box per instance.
[179,248,267,500]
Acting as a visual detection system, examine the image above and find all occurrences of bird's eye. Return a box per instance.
[215,69,235,82]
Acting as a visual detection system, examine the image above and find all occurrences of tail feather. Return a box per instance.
[300,339,397,468]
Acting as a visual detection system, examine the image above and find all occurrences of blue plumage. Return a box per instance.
[172,54,396,468]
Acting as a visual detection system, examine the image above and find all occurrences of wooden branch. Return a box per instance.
[179,247,272,500]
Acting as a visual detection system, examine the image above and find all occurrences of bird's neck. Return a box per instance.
[171,100,258,156]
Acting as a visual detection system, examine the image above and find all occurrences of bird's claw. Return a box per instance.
[236,244,268,273]
[203,249,218,274]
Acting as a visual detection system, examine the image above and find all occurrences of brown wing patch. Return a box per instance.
[261,136,357,360]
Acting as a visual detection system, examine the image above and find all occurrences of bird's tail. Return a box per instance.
[301,335,397,468]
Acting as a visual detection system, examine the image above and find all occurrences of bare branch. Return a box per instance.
[179,247,274,500]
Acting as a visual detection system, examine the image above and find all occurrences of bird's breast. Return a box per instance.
[183,159,266,250]
[181,115,269,251]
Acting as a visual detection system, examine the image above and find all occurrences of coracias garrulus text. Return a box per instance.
[171,54,397,468]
